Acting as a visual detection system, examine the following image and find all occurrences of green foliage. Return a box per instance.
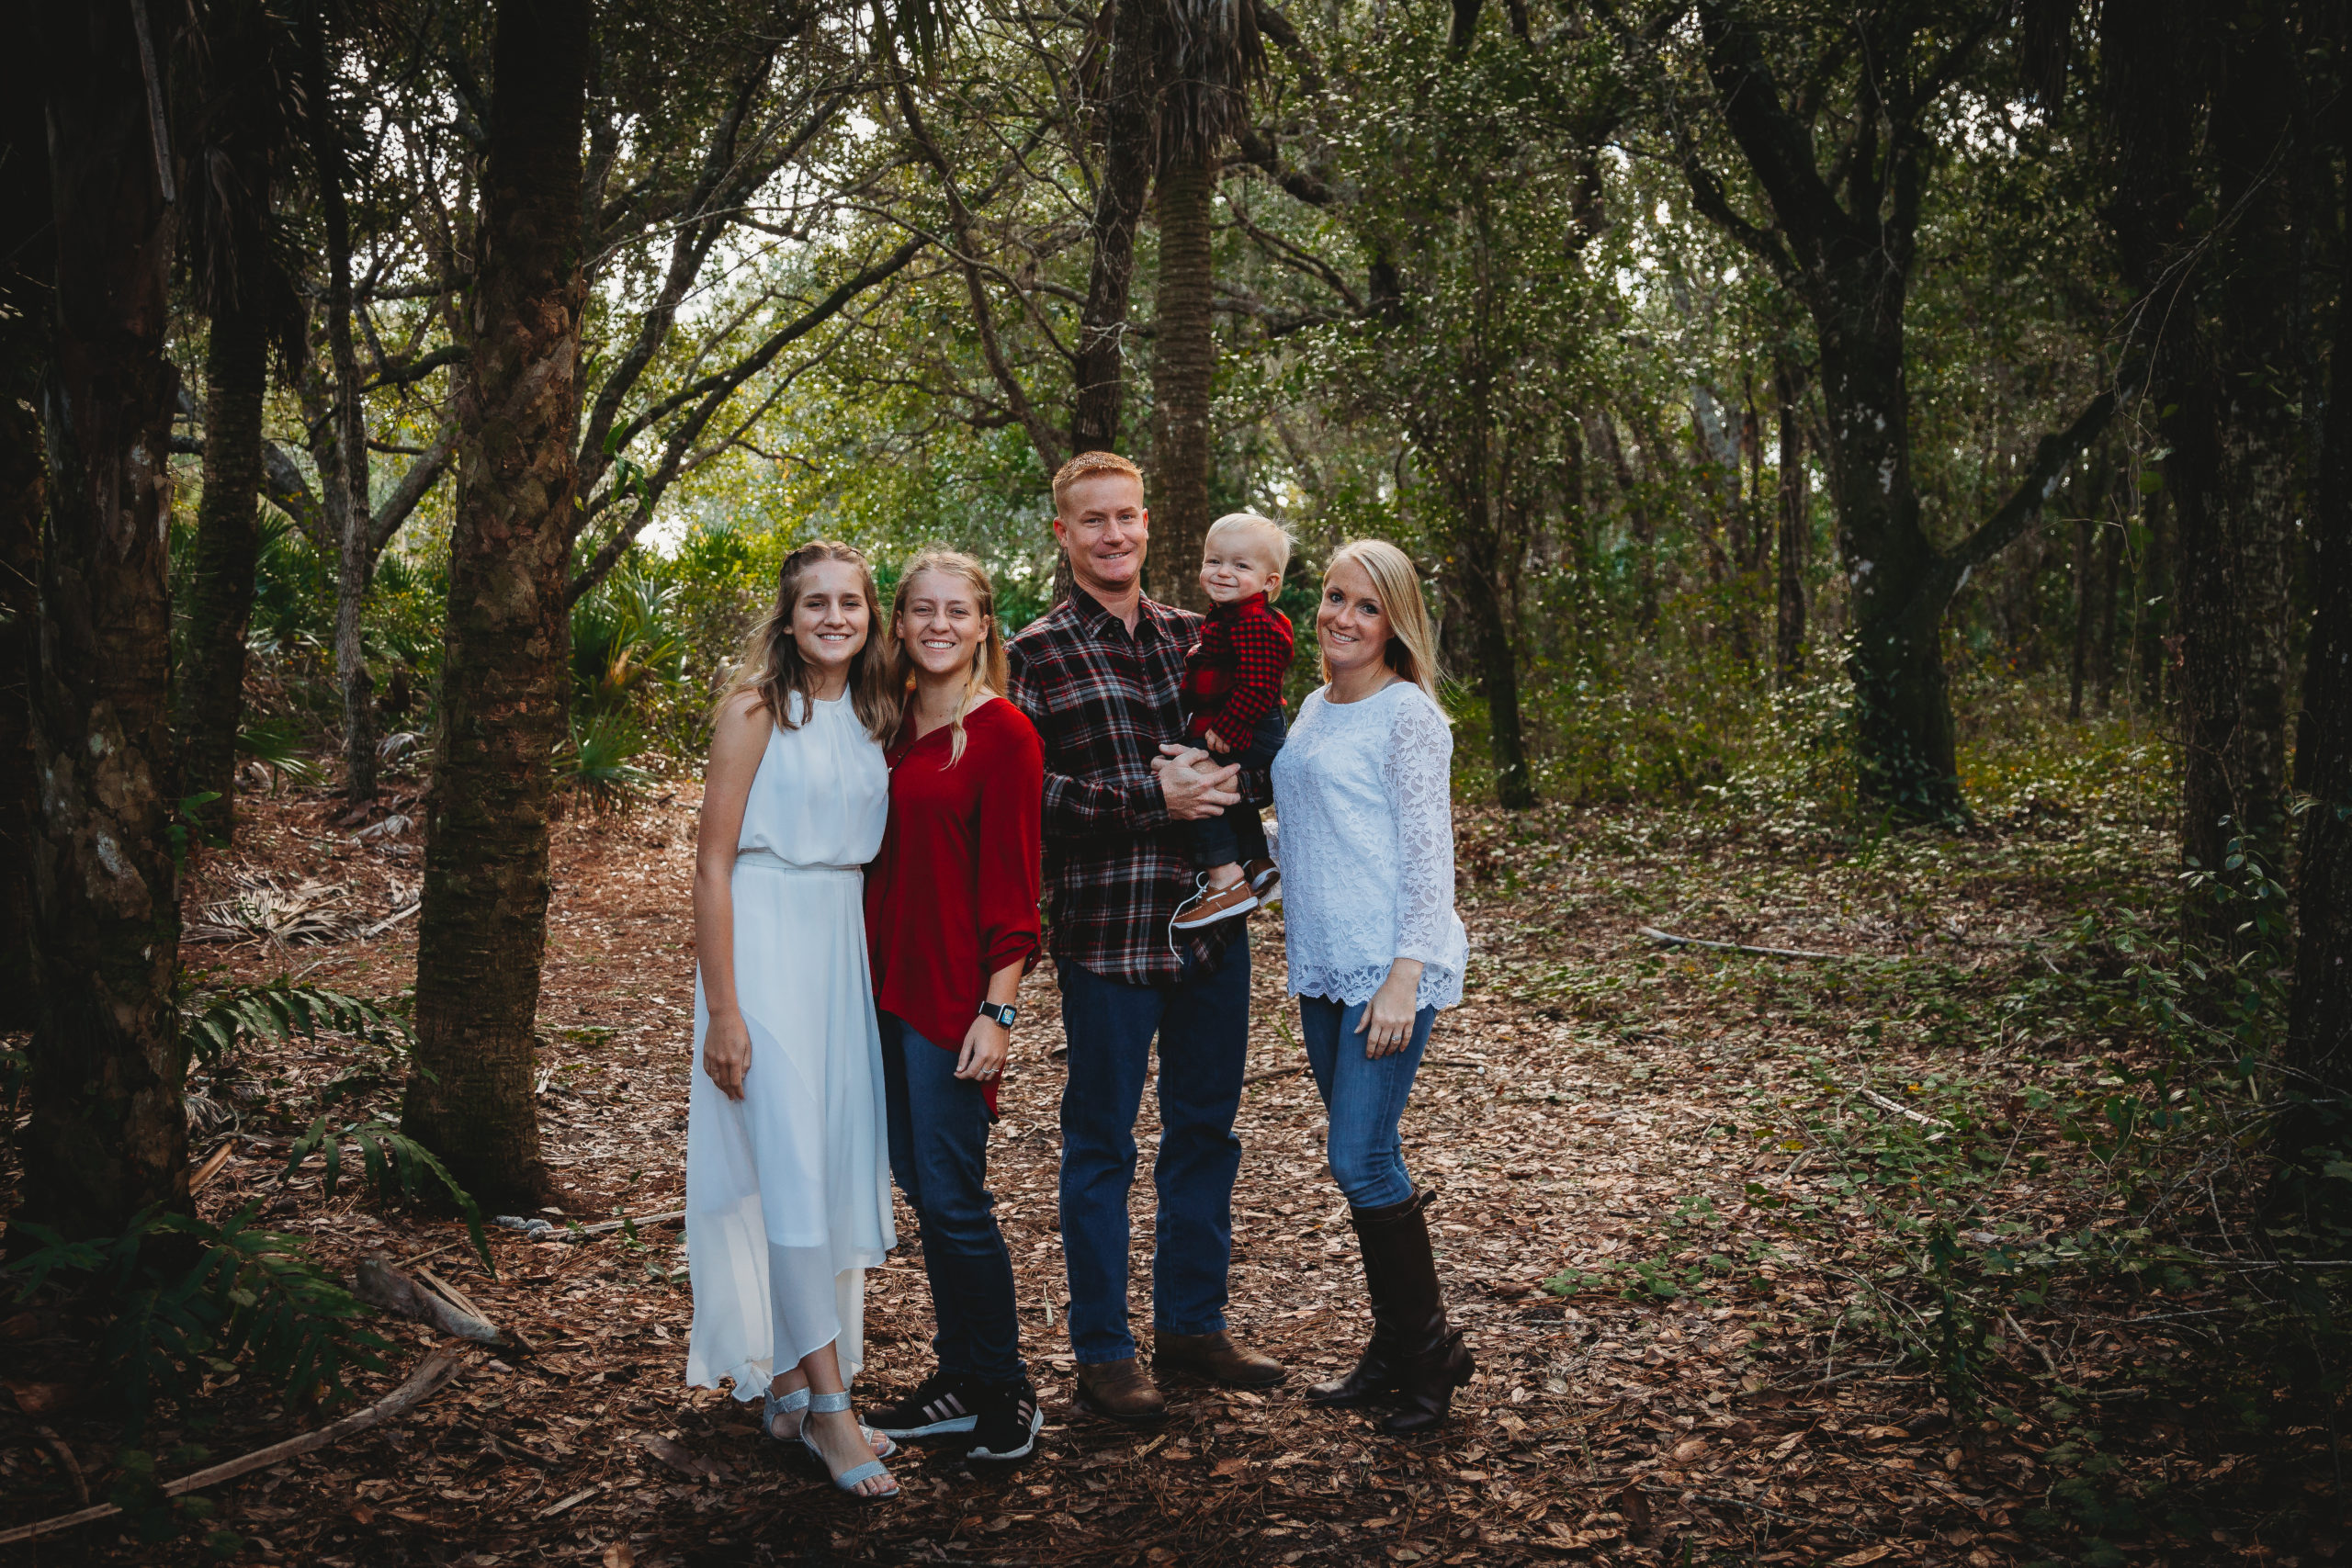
[2,1203,391,1438]
[559,708,658,809]
[181,976,410,1077]
[283,1116,494,1271]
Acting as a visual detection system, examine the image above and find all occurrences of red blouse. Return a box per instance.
[865,697,1045,1111]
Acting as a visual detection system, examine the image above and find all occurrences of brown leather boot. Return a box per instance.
[1153,1328,1286,1388]
[1306,1190,1426,1406]
[1367,1190,1473,1436]
[1073,1357,1167,1425]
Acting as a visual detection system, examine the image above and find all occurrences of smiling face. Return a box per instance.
[1317,557,1392,680]
[1052,470,1148,598]
[789,558,872,680]
[1199,526,1284,606]
[895,569,988,682]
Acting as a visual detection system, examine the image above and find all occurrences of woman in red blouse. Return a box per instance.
[862,549,1047,1463]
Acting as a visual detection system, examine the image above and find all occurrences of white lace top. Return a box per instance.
[1271,680,1469,1010]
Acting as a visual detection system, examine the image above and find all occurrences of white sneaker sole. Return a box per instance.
[967,1401,1045,1461]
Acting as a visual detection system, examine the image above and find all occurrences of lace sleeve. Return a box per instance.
[1380,693,1457,965]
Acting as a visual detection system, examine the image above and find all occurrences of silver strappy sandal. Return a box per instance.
[800,1389,899,1498]
[764,1384,896,1461]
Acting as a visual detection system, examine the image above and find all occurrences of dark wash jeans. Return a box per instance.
[1185,706,1286,870]
[879,1011,1023,1384]
[1057,933,1251,1364]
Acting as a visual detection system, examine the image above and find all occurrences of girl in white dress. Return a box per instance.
[1272,538,1474,1436]
[685,541,900,1498]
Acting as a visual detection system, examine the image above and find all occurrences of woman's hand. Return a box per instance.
[1355,961,1424,1059]
[704,1009,753,1100]
[956,1018,1010,1081]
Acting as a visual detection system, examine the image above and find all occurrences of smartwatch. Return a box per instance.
[977,1002,1019,1029]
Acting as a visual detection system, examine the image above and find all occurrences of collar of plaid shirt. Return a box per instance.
[1009,586,1266,987]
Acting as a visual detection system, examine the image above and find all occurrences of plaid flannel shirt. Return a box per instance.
[1007,587,1271,986]
[1180,592,1294,743]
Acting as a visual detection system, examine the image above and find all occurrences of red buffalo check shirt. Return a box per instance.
[1007,587,1271,985]
[1180,591,1293,744]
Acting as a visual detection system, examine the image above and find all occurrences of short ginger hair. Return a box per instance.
[1052,450,1144,514]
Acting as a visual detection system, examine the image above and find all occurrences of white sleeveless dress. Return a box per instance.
[685,691,896,1402]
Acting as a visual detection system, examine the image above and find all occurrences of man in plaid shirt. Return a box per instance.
[1007,452,1286,1424]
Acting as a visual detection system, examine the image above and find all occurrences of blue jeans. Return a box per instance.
[1186,706,1285,870]
[880,1012,1023,1383]
[1057,935,1250,1364]
[1298,994,1436,1210]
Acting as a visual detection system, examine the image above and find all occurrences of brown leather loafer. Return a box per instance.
[1073,1357,1167,1425]
[1153,1328,1286,1388]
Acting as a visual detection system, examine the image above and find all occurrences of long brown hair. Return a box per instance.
[888,548,1011,766]
[720,540,898,741]
[1321,539,1446,710]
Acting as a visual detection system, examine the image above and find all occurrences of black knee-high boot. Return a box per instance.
[1304,1190,1426,1406]
[1368,1189,1471,1435]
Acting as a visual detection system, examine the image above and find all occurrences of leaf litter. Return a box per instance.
[0,779,2338,1565]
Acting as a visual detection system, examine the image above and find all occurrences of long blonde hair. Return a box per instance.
[889,548,1011,765]
[719,540,898,741]
[1321,539,1445,710]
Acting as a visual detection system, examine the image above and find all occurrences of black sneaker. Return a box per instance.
[965,1376,1043,1461]
[866,1371,980,1438]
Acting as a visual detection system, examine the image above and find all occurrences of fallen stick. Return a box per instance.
[353,1252,505,1346]
[1637,926,1849,962]
[187,1140,237,1194]
[1856,1087,1952,1138]
[0,1350,459,1545]
[360,901,422,939]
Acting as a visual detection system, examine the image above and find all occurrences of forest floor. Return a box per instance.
[2,762,2343,1566]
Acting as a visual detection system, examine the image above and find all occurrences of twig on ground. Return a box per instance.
[188,1139,237,1194]
[0,1351,461,1545]
[1636,926,1849,961]
[2003,1310,2064,1380]
[1855,1087,1952,1138]
[33,1426,85,1506]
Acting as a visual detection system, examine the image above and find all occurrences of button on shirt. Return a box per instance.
[1007,587,1270,986]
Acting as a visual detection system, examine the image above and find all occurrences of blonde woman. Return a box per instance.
[1272,539,1474,1435]
[685,541,900,1499]
[861,550,1047,1461]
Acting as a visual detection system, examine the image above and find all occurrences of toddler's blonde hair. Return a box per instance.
[1204,512,1294,578]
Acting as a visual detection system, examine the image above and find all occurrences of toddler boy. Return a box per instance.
[1170,512,1293,931]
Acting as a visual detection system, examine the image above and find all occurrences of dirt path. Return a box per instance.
[2,782,2247,1565]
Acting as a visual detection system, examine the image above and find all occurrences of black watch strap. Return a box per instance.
[978,1002,1018,1028]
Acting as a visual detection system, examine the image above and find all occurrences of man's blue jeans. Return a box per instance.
[1057,935,1250,1365]
[879,1012,1024,1383]
[1297,994,1436,1210]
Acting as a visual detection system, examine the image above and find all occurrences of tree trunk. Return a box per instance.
[1149,153,1216,613]
[402,0,587,1212]
[24,0,189,1235]
[0,79,49,1035]
[2176,8,2297,955]
[1773,363,1806,685]
[300,7,377,807]
[1069,0,1157,456]
[1812,276,1963,819]
[2280,163,2352,1168]
[2094,512,2122,712]
[175,307,271,839]
[2068,507,2092,721]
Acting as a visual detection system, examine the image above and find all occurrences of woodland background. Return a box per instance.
[0,0,2347,1563]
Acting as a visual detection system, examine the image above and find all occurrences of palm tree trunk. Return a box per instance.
[1070,0,1158,457]
[402,0,587,1211]
[24,0,189,1235]
[1150,153,1217,612]
[175,305,271,839]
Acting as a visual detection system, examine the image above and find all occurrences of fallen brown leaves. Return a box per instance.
[0,784,2337,1564]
